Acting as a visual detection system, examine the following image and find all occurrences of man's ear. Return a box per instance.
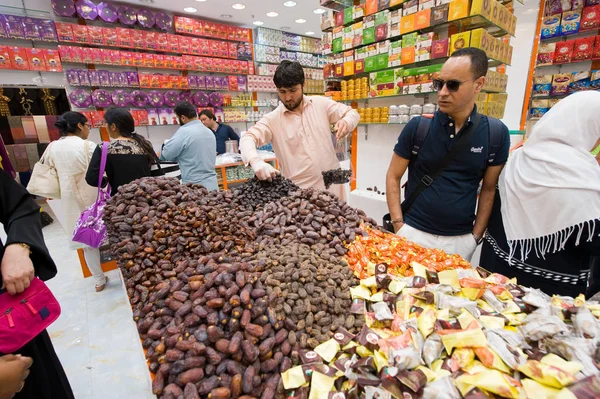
[474,76,486,93]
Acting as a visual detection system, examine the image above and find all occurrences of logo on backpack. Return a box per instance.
[471,146,484,153]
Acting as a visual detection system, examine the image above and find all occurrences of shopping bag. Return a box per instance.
[72,142,110,248]
[0,277,61,353]
[26,142,60,199]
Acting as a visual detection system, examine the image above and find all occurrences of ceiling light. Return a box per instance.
[305,31,315,35]
[280,26,291,30]
[295,18,306,23]
[283,1,297,7]
[253,20,264,25]
[195,0,206,2]
[231,3,245,9]
[313,8,326,14]
[183,7,197,12]
[266,11,278,17]
[221,14,232,19]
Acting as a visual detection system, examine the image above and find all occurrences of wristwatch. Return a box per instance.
[473,233,484,245]
[10,242,31,254]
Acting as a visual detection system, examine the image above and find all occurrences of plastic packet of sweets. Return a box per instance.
[540,353,584,375]
[308,371,337,399]
[373,302,394,321]
[438,326,488,354]
[518,315,567,341]
[544,337,598,377]
[455,369,521,399]
[435,292,479,316]
[397,369,427,392]
[566,373,600,398]
[390,346,422,370]
[422,333,443,368]
[451,348,475,370]
[417,308,436,338]
[521,378,566,399]
[518,360,577,388]
[421,376,462,399]
[282,365,308,390]
[523,288,552,309]
[573,305,600,344]
[315,339,341,363]
[365,386,391,399]
[485,330,527,370]
[473,346,511,373]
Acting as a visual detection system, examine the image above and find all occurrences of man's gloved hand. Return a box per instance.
[250,159,279,181]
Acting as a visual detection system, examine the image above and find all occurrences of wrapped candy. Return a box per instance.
[455,369,522,399]
[422,333,443,368]
[517,360,578,388]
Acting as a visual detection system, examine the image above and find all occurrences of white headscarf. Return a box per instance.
[499,91,600,260]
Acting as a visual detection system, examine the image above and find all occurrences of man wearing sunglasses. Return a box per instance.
[385,47,509,262]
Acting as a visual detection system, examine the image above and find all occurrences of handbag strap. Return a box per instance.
[96,142,109,200]
[402,113,481,215]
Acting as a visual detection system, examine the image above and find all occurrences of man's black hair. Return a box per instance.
[199,109,216,121]
[450,47,489,79]
[273,60,305,89]
[174,101,197,119]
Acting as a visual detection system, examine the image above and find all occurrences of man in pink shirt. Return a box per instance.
[240,61,360,201]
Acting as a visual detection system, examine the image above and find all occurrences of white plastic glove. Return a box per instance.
[250,159,279,181]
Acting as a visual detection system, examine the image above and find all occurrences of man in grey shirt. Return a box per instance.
[160,101,219,191]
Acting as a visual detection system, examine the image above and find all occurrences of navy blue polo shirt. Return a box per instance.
[213,123,240,154]
[393,106,509,236]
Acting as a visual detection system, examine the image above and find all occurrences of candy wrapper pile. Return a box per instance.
[282,227,600,399]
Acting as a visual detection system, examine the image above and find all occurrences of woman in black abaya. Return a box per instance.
[0,169,74,398]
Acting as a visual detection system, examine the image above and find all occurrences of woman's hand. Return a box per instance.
[0,354,33,399]
[1,244,34,295]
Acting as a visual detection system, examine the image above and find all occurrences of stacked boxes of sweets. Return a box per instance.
[247,75,277,92]
[0,14,58,42]
[482,69,508,93]
[173,16,251,42]
[450,28,513,64]
[541,0,600,40]
[536,36,600,66]
[476,92,508,118]
[0,46,62,72]
[280,225,600,399]
[56,22,253,61]
[341,77,369,100]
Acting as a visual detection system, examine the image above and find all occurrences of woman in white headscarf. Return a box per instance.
[480,91,600,297]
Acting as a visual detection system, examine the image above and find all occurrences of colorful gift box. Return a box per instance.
[450,31,471,54]
[415,9,431,29]
[432,4,449,24]
[554,40,575,63]
[432,38,449,58]
[8,47,28,70]
[581,5,600,31]
[562,10,582,35]
[26,48,46,71]
[448,0,470,21]
[573,36,595,60]
[537,42,556,66]
[116,28,131,48]
[55,22,74,42]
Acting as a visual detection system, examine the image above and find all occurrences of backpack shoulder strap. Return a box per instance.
[487,116,504,165]
[411,115,433,157]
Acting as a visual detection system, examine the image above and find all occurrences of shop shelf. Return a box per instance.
[539,29,599,43]
[326,56,506,81]
[535,58,597,68]
[331,13,513,57]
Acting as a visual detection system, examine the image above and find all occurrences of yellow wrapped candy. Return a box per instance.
[521,378,577,399]
[308,371,337,399]
[473,347,511,373]
[282,366,307,390]
[350,285,371,300]
[457,310,480,330]
[455,369,521,399]
[479,315,506,330]
[451,348,475,370]
[418,308,436,338]
[314,339,340,363]
[518,360,577,389]
[439,326,488,354]
[438,269,460,290]
[540,354,583,376]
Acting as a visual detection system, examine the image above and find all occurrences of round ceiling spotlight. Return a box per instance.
[280,26,291,30]
[283,1,297,7]
[220,14,232,19]
[183,7,197,13]
[231,3,245,10]
[305,31,315,35]
[266,11,279,17]
[313,8,327,14]
[253,20,264,25]
[295,18,306,23]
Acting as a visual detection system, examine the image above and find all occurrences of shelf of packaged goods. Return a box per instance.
[539,29,600,43]
[327,57,506,82]
[340,88,504,103]
[255,45,324,57]
[255,60,323,68]
[60,60,251,75]
[223,105,275,108]
[358,122,408,125]
[535,58,598,69]
[531,90,599,100]
[331,13,513,56]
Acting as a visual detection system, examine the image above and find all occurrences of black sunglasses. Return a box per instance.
[432,78,471,92]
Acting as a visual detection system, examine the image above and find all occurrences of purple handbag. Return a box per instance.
[72,142,110,248]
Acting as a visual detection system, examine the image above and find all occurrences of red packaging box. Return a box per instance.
[88,26,104,46]
[159,75,169,89]
[57,45,71,62]
[103,28,118,47]
[121,51,134,66]
[9,47,28,70]
[157,33,169,52]
[219,41,230,58]
[190,37,201,55]
[174,16,185,33]
[167,34,180,53]
[139,73,152,88]
[55,22,74,42]
[116,28,131,48]
[0,46,11,69]
[229,42,238,59]
[573,37,595,60]
[90,48,103,64]
[581,5,600,31]
[246,61,253,75]
[182,55,194,69]
[194,56,205,71]
[195,39,206,56]
[80,47,93,64]
[204,57,213,72]
[432,38,449,58]
[143,53,155,68]
[72,25,89,44]
[26,48,46,71]
[91,111,105,128]
[164,55,174,69]
[43,49,62,72]
[154,54,166,68]
[554,40,575,63]
[169,75,180,89]
[173,56,184,70]
[179,36,192,54]
[593,35,600,59]
[144,32,158,50]
[131,30,144,49]
[366,0,379,15]
[99,49,111,65]
[132,52,144,67]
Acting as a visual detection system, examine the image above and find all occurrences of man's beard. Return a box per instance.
[178,118,185,126]
[282,96,303,111]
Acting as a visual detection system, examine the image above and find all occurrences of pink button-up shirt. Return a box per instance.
[240,95,360,201]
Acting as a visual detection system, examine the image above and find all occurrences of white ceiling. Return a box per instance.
[120,0,326,38]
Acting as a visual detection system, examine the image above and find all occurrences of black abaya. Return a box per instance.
[0,169,74,399]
